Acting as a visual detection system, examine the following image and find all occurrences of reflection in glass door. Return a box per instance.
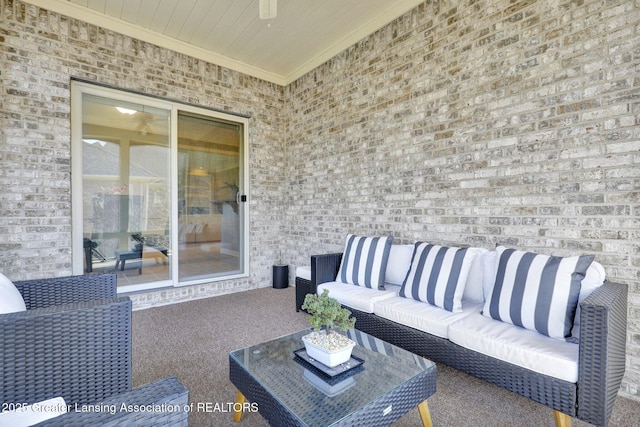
[79,93,172,289]
[73,82,249,291]
[177,112,243,281]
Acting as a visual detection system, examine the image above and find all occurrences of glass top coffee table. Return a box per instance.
[229,328,436,426]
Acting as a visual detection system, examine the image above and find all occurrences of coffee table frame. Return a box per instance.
[229,329,435,427]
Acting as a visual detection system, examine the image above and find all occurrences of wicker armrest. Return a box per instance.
[13,274,117,309]
[310,252,343,285]
[36,377,189,427]
[1,297,132,406]
[577,280,628,426]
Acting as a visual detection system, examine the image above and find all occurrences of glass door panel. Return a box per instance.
[177,112,243,281]
[73,82,248,291]
[80,94,171,287]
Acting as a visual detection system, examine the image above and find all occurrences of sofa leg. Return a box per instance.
[417,400,433,427]
[553,410,571,427]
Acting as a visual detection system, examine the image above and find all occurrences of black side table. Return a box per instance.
[272,265,289,289]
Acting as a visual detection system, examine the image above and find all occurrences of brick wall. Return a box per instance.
[0,0,285,302]
[284,0,639,400]
[1,0,638,402]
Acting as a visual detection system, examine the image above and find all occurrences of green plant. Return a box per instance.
[302,289,356,334]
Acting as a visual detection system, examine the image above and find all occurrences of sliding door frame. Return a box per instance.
[71,81,250,292]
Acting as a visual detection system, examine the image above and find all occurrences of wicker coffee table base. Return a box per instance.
[232,390,433,427]
[230,358,435,427]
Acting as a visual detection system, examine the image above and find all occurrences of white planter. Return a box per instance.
[302,331,356,368]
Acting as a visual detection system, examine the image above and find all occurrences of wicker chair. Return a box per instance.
[0,274,189,426]
[33,376,188,427]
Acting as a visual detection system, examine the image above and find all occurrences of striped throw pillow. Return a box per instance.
[337,234,393,290]
[482,246,594,341]
[399,243,479,312]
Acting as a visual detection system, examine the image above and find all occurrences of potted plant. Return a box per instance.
[301,289,357,368]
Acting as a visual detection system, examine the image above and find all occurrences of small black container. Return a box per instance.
[272,265,289,289]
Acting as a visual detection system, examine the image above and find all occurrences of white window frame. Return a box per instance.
[71,81,250,292]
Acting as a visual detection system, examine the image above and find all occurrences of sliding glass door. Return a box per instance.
[72,82,248,292]
[177,112,244,281]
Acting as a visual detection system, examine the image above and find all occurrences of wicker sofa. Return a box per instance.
[306,242,628,427]
[0,273,189,426]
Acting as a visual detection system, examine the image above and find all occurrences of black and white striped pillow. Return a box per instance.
[399,242,478,312]
[336,234,393,290]
[482,246,594,341]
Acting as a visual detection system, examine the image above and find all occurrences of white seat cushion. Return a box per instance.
[374,297,483,339]
[0,397,67,426]
[296,266,311,281]
[0,272,26,314]
[317,282,399,313]
[448,311,579,382]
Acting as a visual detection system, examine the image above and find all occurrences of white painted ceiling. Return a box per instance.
[25,0,424,85]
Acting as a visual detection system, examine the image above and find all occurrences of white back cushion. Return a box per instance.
[462,248,489,303]
[385,244,414,286]
[0,272,26,314]
[482,250,497,301]
[571,260,606,341]
[580,260,606,299]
